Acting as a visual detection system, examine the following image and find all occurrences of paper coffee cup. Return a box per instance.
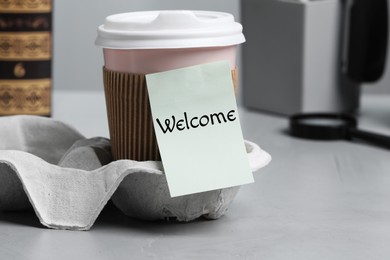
[96,10,245,161]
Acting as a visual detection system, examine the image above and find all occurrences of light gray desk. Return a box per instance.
[1,91,390,260]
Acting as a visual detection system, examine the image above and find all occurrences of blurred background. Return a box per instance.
[53,0,239,91]
[53,0,390,102]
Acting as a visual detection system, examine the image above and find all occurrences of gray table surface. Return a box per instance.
[1,91,390,260]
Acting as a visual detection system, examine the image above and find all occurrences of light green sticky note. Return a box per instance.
[146,61,253,197]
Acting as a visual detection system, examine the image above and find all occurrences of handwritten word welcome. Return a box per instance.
[156,110,236,134]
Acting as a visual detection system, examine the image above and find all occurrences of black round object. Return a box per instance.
[289,113,357,140]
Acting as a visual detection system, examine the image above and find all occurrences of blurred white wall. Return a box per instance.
[53,0,240,91]
[54,0,389,95]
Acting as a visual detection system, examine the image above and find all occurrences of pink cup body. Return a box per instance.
[103,46,237,74]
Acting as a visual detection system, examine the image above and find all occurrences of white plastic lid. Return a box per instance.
[95,10,245,49]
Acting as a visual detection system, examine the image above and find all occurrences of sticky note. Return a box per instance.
[146,61,253,197]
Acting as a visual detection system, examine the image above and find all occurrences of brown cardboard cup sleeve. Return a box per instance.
[103,67,239,161]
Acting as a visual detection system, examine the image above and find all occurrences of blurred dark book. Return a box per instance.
[0,0,52,116]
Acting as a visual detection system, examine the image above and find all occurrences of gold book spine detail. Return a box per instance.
[0,32,51,61]
[0,79,51,115]
[0,0,51,13]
